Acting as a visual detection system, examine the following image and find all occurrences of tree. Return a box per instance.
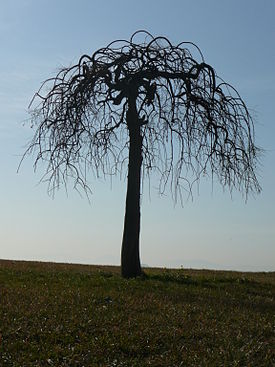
[23,31,261,278]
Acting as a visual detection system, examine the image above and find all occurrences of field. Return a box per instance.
[0,259,274,366]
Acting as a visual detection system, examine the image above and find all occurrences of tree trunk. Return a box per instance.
[121,98,143,278]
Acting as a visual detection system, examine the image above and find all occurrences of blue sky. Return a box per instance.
[0,0,274,271]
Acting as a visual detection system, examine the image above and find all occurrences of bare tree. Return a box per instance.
[22,31,261,278]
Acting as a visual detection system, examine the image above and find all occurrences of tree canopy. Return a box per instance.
[25,30,260,200]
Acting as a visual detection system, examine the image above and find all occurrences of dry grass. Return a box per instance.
[0,259,274,366]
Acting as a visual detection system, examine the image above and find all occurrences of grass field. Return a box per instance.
[0,259,274,366]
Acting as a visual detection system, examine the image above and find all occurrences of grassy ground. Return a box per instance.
[0,259,274,366]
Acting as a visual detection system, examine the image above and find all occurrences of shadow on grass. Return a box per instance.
[146,270,255,288]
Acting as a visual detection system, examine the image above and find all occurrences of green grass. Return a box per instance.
[0,260,274,366]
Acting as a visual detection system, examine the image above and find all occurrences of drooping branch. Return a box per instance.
[23,30,261,199]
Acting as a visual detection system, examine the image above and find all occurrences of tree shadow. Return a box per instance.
[146,270,255,288]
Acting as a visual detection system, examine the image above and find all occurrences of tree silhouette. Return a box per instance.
[23,31,261,278]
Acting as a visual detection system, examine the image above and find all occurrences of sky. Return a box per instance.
[0,0,274,271]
